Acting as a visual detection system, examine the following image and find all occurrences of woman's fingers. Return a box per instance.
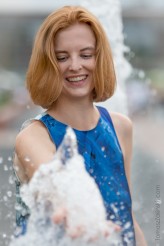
[67,225,86,239]
[52,207,67,224]
[53,211,121,242]
[105,220,121,235]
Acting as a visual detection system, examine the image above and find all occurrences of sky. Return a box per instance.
[0,0,164,13]
[122,0,164,7]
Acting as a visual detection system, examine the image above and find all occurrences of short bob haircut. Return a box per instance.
[26,5,116,109]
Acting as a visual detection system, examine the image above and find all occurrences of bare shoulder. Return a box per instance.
[15,120,55,154]
[109,111,133,138]
[14,120,56,181]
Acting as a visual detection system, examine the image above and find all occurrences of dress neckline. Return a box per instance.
[44,106,102,133]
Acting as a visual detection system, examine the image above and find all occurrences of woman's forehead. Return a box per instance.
[54,23,96,50]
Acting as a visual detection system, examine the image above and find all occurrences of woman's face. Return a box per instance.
[54,22,96,101]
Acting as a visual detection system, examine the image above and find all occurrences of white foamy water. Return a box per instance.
[82,0,132,114]
[10,128,121,246]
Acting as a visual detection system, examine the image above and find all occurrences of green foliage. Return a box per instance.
[0,90,12,107]
[147,69,164,90]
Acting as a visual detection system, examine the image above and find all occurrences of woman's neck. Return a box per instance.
[47,97,100,131]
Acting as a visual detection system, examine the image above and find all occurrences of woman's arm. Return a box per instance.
[14,120,56,182]
[132,213,147,246]
[110,112,147,246]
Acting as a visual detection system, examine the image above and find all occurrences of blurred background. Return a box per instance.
[0,0,163,245]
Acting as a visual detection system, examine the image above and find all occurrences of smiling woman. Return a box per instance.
[26,6,116,109]
[13,5,147,246]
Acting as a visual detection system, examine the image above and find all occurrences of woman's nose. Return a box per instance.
[69,58,82,71]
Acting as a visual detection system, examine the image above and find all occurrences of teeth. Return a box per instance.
[67,76,87,82]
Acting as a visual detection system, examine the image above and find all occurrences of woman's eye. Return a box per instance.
[81,54,93,59]
[56,56,68,62]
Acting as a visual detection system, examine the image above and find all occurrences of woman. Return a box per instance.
[14,5,147,246]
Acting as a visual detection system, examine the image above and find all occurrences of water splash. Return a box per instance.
[81,0,132,114]
[10,128,121,246]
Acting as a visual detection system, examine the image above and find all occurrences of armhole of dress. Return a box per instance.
[13,118,37,185]
[13,113,50,184]
[21,113,57,148]
[36,116,58,149]
[97,106,122,151]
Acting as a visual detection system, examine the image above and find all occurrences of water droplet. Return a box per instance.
[0,157,3,164]
[15,204,22,211]
[7,191,12,197]
[10,234,15,241]
[3,196,8,202]
[14,226,22,236]
[26,105,30,109]
[9,175,15,184]
[101,146,105,152]
[111,204,118,214]
[156,199,162,205]
[3,233,7,238]
[24,156,31,162]
[8,156,12,162]
[4,165,8,171]
[110,215,115,219]
[124,222,131,230]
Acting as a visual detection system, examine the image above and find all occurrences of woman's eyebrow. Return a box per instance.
[80,47,95,52]
[55,47,95,54]
[55,50,67,54]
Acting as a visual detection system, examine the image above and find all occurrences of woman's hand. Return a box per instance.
[52,206,121,241]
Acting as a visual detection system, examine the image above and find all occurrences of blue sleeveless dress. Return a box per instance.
[15,106,136,245]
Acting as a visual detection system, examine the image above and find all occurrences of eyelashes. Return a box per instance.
[56,54,94,62]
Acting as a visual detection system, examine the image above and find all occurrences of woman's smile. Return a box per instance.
[66,75,88,82]
[65,75,88,87]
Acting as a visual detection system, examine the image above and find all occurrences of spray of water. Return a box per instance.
[80,0,132,114]
[10,128,121,246]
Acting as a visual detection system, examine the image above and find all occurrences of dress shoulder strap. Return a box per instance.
[96,106,113,124]
[97,106,122,150]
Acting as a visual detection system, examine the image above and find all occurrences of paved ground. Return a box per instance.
[0,104,163,246]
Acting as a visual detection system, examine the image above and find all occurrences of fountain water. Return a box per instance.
[10,128,121,246]
[80,0,132,114]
